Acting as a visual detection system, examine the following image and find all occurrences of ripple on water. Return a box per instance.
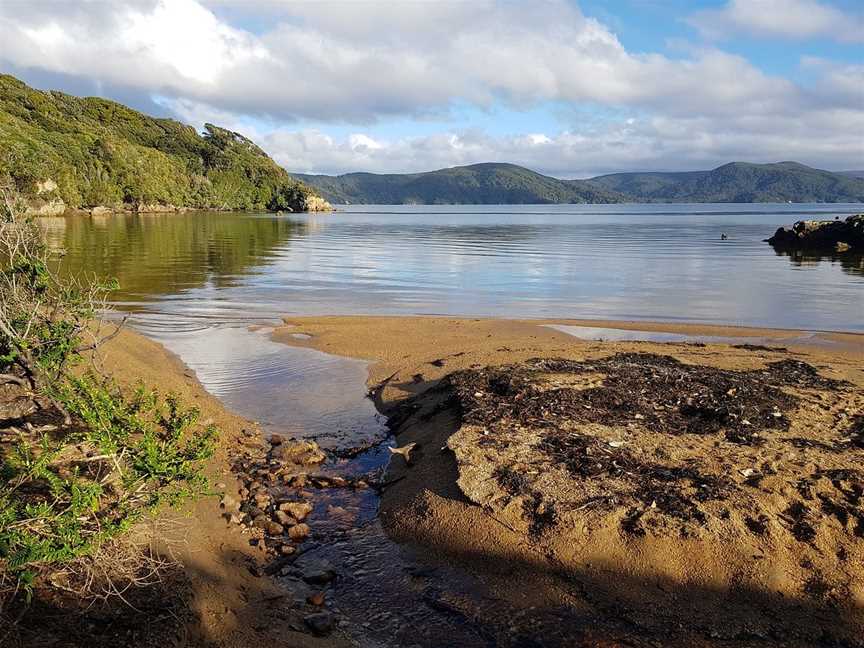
[142,321,387,448]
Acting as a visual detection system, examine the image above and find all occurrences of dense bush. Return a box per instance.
[0,75,321,212]
[0,179,217,599]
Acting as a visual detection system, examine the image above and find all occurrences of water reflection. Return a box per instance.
[773,249,864,277]
[52,205,864,331]
[54,211,304,306]
[547,324,831,346]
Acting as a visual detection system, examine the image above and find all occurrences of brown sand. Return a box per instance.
[275,316,864,647]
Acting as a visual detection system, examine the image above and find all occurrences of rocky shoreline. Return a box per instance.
[23,179,333,217]
[27,199,334,217]
[767,214,863,252]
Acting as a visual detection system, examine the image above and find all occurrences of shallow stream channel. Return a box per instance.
[133,316,519,647]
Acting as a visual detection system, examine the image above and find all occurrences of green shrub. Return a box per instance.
[0,374,216,596]
[0,178,218,600]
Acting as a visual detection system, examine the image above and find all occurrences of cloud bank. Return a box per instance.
[0,0,861,175]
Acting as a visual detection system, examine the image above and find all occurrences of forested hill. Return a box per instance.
[587,162,864,203]
[293,163,626,205]
[296,161,864,205]
[0,74,328,214]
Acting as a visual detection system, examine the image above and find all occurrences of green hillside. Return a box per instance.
[0,74,328,213]
[296,160,864,205]
[587,162,864,203]
[294,163,626,204]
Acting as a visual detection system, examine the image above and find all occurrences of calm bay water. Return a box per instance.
[51,203,863,332]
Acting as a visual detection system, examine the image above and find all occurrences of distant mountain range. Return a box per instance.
[295,161,864,205]
[294,163,623,205]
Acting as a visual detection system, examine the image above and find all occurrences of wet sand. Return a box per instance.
[275,316,864,647]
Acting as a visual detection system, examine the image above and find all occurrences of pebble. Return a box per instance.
[274,510,293,526]
[289,523,311,541]
[303,612,333,635]
[288,473,308,488]
[279,501,313,521]
[244,505,265,519]
[253,517,283,535]
[270,434,284,446]
[307,592,325,606]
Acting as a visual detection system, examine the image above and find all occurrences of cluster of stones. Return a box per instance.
[221,428,376,636]
[221,430,328,557]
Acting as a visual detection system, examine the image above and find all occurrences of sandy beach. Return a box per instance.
[275,315,864,647]
[20,317,862,647]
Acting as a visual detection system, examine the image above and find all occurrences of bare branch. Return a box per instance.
[74,316,128,354]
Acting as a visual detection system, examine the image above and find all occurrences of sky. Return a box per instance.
[0,0,862,178]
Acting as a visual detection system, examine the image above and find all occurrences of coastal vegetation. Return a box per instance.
[0,75,327,214]
[0,181,215,612]
[296,161,864,205]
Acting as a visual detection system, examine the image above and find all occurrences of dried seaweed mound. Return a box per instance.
[442,353,861,541]
[448,353,846,445]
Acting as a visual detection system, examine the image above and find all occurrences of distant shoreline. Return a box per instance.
[294,161,864,205]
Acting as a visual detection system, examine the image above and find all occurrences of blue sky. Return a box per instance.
[1,0,862,177]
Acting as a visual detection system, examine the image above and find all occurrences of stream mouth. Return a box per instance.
[127,317,515,647]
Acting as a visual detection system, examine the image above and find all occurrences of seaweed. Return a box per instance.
[445,353,843,448]
[733,344,788,353]
[438,353,854,537]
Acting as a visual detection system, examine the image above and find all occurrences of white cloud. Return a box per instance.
[0,0,861,173]
[0,0,812,120]
[267,106,864,178]
[348,134,384,151]
[690,0,864,43]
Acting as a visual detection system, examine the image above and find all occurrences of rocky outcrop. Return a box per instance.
[767,214,864,251]
[24,197,66,217]
[135,203,179,213]
[301,195,333,213]
[24,177,66,216]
